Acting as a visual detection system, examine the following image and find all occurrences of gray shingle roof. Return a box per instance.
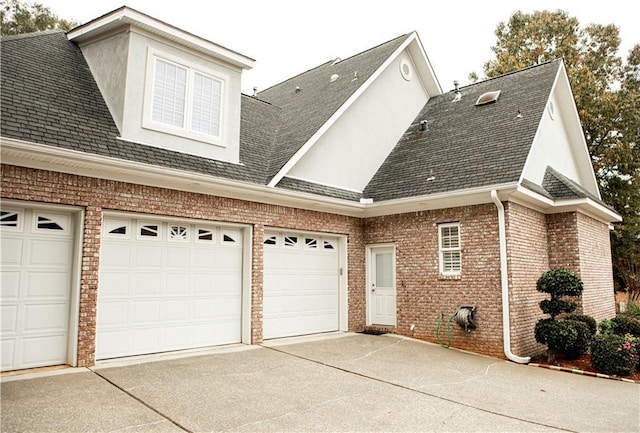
[0,30,276,184]
[363,61,562,201]
[2,30,567,207]
[256,34,412,183]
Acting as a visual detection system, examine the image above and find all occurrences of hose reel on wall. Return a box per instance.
[436,305,476,348]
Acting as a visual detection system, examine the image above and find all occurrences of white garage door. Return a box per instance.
[263,231,340,339]
[1,207,75,371]
[97,216,243,360]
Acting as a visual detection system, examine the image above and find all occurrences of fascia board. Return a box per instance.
[512,183,621,224]
[67,6,255,70]
[0,138,364,217]
[267,33,422,188]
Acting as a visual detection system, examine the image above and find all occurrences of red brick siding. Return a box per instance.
[546,213,581,274]
[576,213,616,321]
[504,202,548,357]
[364,205,504,358]
[1,164,365,366]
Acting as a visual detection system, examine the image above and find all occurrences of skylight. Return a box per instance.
[475,90,501,106]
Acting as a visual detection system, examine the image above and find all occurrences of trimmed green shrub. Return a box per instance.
[591,334,639,376]
[612,316,640,338]
[565,314,597,336]
[535,319,590,359]
[598,319,616,335]
[534,269,586,362]
[536,268,584,297]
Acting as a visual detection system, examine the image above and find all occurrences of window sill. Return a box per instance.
[438,274,462,280]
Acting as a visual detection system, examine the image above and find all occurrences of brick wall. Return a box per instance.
[504,202,548,357]
[546,212,616,321]
[576,213,616,321]
[364,204,505,358]
[1,164,365,366]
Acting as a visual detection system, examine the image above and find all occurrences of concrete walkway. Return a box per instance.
[2,333,639,432]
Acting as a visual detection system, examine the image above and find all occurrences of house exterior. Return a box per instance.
[0,6,621,372]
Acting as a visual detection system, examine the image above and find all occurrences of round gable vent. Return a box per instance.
[400,59,413,81]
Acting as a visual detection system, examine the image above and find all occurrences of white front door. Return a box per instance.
[1,207,75,371]
[368,245,396,326]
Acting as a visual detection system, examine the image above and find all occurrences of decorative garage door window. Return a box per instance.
[169,225,188,241]
[0,210,21,228]
[35,212,70,233]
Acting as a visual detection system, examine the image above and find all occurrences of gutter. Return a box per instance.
[491,190,531,364]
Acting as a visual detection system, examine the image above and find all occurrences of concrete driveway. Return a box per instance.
[2,333,639,432]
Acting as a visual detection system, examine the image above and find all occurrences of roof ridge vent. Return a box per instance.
[475,90,501,106]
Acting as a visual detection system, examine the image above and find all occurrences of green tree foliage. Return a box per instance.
[0,0,76,35]
[480,10,639,300]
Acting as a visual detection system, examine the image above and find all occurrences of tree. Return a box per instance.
[478,10,640,301]
[0,0,76,35]
[534,269,591,363]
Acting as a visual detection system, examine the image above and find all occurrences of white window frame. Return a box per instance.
[143,48,226,146]
[438,222,461,275]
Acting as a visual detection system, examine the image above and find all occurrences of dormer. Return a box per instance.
[67,7,255,163]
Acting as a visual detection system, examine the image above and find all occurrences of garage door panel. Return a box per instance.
[1,305,18,333]
[26,272,70,298]
[21,335,67,366]
[28,239,72,266]
[1,339,16,369]
[1,238,23,265]
[163,300,189,321]
[97,218,243,359]
[23,303,69,332]
[1,273,20,299]
[101,243,132,267]
[135,245,162,267]
[99,273,129,297]
[98,301,129,327]
[165,273,190,294]
[133,273,162,296]
[166,246,191,268]
[133,300,160,324]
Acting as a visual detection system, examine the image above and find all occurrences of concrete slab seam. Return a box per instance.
[262,343,579,433]
[88,368,192,433]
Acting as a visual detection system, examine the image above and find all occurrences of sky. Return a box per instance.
[39,0,639,95]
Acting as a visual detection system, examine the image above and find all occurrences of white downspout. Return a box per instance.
[491,190,531,364]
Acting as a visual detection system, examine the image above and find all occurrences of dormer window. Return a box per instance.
[144,49,225,145]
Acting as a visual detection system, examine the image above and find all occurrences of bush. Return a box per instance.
[591,334,639,376]
[598,319,616,335]
[535,319,590,359]
[565,314,597,336]
[536,268,584,297]
[612,316,640,338]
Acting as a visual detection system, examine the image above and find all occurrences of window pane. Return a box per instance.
[152,59,186,127]
[442,251,461,272]
[375,252,393,287]
[191,72,221,136]
[441,226,459,249]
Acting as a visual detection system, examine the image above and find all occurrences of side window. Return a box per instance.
[438,223,461,275]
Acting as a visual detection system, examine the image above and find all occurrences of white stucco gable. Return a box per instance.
[68,6,254,164]
[271,33,441,192]
[521,62,601,199]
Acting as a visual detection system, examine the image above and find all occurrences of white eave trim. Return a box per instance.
[2,138,620,223]
[267,32,425,188]
[512,183,621,224]
[67,6,255,70]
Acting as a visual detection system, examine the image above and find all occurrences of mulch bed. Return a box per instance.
[530,353,640,383]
